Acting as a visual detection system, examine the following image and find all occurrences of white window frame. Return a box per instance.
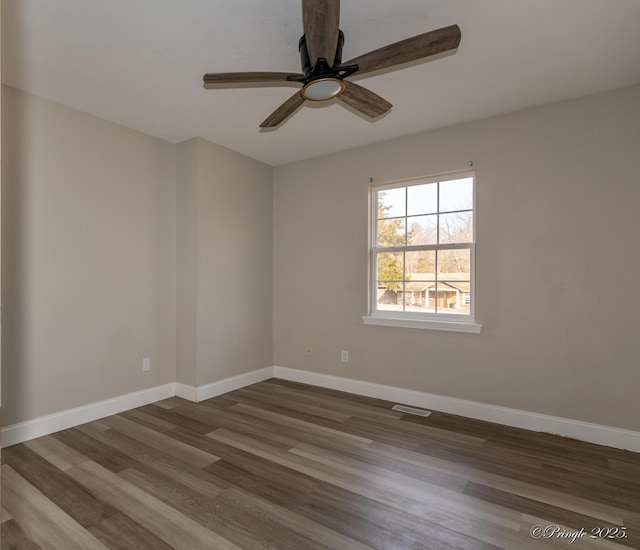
[363,170,482,333]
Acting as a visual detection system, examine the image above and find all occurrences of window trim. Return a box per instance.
[364,169,482,333]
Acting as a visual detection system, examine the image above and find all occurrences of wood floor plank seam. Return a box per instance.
[66,460,240,550]
[2,464,109,550]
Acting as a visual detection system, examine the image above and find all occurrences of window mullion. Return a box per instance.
[403,188,408,312]
[435,181,440,314]
[374,243,472,253]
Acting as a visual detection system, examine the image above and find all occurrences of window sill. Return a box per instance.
[362,315,482,333]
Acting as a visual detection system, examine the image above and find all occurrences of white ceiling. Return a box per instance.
[3,0,640,166]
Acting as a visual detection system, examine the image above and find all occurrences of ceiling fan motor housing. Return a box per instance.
[292,30,360,101]
[298,30,345,74]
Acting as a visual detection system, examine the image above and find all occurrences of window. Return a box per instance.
[363,171,481,333]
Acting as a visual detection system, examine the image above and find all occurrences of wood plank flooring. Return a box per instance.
[2,379,640,549]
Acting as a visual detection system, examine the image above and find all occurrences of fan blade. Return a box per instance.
[260,92,306,128]
[339,81,392,119]
[203,72,302,85]
[344,24,461,76]
[302,0,340,66]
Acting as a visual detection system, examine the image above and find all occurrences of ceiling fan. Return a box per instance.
[203,0,461,128]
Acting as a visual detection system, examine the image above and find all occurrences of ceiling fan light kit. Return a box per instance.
[301,78,345,101]
[203,0,461,128]
[295,29,353,101]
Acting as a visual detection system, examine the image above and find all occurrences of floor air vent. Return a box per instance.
[392,405,432,417]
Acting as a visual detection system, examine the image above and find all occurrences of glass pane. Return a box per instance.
[435,281,471,314]
[407,183,437,216]
[377,250,404,311]
[406,250,435,277]
[377,251,404,282]
[377,217,406,247]
[437,248,471,276]
[404,281,436,313]
[407,215,437,246]
[376,280,404,312]
[439,177,473,213]
[439,211,473,244]
[429,280,471,315]
[377,187,405,219]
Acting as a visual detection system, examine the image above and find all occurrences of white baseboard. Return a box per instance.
[4,366,638,453]
[1,368,274,448]
[0,383,176,448]
[176,367,274,402]
[273,366,640,453]
[1,368,276,447]
[175,382,199,402]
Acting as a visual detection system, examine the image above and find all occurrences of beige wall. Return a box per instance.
[185,137,273,386]
[2,80,638,434]
[273,84,640,432]
[176,139,199,387]
[1,85,177,426]
[1,88,273,428]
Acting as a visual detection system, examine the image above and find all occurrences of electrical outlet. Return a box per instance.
[305,346,313,357]
[143,357,150,372]
[341,350,349,363]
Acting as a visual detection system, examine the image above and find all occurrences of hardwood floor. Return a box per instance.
[2,379,639,549]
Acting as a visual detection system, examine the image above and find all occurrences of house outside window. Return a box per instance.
[363,170,481,333]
